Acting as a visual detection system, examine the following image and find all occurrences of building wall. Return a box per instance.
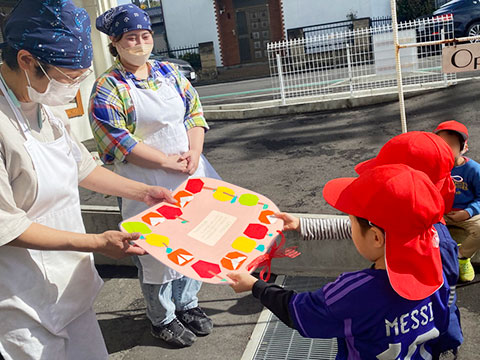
[282,0,391,33]
[268,0,285,43]
[161,0,222,67]
[215,0,239,66]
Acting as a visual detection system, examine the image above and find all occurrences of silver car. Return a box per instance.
[149,54,197,82]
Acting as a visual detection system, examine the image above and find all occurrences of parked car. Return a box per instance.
[149,54,197,82]
[433,0,480,38]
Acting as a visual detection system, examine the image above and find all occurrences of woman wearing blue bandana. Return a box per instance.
[90,4,219,348]
[0,1,176,359]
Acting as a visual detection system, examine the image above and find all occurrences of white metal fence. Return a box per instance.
[267,16,456,103]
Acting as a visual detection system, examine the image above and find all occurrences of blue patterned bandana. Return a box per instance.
[3,0,92,69]
[96,4,152,38]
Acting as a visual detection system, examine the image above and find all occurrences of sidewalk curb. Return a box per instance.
[203,88,436,121]
[201,78,480,121]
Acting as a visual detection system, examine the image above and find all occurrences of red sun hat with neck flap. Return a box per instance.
[323,164,445,301]
[354,131,455,213]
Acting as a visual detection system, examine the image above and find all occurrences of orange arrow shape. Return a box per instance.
[142,212,165,226]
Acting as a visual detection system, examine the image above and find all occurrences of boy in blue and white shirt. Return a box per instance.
[435,120,480,283]
[229,165,450,360]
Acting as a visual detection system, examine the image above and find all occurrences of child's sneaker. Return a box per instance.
[151,318,196,347]
[459,258,475,282]
[176,307,213,336]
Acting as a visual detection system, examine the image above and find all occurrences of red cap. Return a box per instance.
[323,164,444,300]
[354,132,455,213]
[434,120,469,141]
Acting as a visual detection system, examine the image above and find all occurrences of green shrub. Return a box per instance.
[397,0,436,22]
[180,52,201,70]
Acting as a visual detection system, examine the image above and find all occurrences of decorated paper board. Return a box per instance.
[119,178,285,284]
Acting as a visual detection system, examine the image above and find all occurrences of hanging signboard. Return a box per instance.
[443,42,480,73]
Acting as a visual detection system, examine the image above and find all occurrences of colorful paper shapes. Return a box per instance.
[168,249,194,266]
[258,210,277,225]
[142,212,165,226]
[192,260,221,278]
[185,178,204,194]
[145,234,170,247]
[221,252,247,270]
[213,186,235,202]
[244,224,268,239]
[174,190,194,208]
[232,236,257,253]
[157,205,183,220]
[122,177,285,284]
[239,193,259,206]
[121,222,152,235]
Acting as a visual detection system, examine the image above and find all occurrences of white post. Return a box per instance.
[441,28,448,86]
[276,53,287,105]
[346,43,353,97]
[390,0,408,133]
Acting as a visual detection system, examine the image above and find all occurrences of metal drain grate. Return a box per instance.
[243,276,338,360]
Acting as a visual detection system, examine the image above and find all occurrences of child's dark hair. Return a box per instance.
[440,130,465,151]
[355,216,385,235]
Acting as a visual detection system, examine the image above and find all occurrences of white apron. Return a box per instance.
[0,79,105,359]
[115,73,220,285]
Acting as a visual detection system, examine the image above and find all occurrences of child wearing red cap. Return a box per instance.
[277,131,462,357]
[229,164,450,360]
[435,120,479,283]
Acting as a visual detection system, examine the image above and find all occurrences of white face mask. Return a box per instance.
[117,43,153,67]
[25,65,81,106]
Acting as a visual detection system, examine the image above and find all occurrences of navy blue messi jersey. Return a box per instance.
[287,269,450,360]
[432,222,463,353]
[435,222,459,287]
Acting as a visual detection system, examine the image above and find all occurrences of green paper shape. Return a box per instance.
[239,193,259,206]
[121,222,152,235]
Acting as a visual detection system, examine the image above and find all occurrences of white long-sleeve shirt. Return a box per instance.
[299,217,352,240]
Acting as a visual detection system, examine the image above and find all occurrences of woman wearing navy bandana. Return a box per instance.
[0,1,177,359]
[90,4,219,348]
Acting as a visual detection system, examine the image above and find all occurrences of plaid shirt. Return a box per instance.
[89,59,208,164]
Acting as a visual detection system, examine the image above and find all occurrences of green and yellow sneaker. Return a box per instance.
[459,257,475,282]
